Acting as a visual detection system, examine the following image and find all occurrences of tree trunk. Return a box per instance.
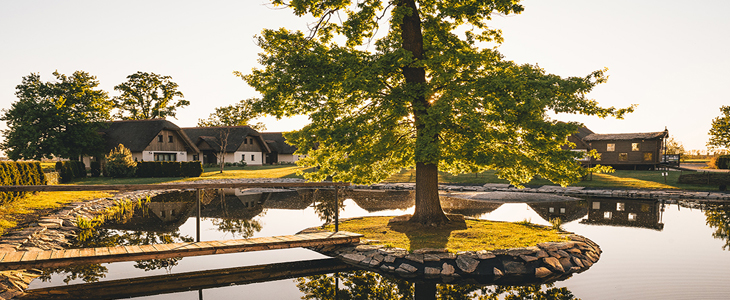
[398,0,449,225]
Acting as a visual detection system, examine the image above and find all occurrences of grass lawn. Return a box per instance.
[323,216,567,252]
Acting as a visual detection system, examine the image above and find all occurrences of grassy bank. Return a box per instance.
[323,216,566,252]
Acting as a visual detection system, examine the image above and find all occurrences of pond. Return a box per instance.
[21,188,730,299]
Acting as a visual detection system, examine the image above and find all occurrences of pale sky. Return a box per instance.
[1,0,728,151]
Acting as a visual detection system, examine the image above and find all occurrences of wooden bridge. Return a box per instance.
[0,231,361,271]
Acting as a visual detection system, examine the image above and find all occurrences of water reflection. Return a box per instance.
[704,203,730,250]
[296,271,579,300]
[528,201,588,224]
[579,198,664,230]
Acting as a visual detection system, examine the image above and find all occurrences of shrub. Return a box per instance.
[136,161,203,178]
[90,161,102,177]
[105,144,137,178]
[715,155,730,169]
[0,161,46,204]
[55,161,86,183]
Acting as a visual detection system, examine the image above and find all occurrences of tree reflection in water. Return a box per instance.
[38,228,194,283]
[705,203,730,250]
[296,271,579,300]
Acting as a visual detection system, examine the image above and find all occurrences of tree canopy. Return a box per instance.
[1,71,113,160]
[240,0,632,224]
[197,98,267,130]
[113,71,189,120]
[708,106,730,150]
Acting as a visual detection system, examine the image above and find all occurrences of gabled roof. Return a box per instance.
[182,126,271,153]
[583,130,668,141]
[261,132,298,154]
[100,119,199,153]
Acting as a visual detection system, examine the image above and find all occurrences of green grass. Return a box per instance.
[323,216,567,252]
[386,169,714,191]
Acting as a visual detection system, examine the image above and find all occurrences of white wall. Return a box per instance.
[141,151,188,162]
[235,151,263,166]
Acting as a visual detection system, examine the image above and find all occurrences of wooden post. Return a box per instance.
[197,189,201,242]
[334,187,339,232]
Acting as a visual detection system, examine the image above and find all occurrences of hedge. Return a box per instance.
[55,161,86,183]
[716,155,730,170]
[136,161,203,178]
[0,161,47,204]
[678,172,730,189]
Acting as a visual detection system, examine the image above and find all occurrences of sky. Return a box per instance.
[1,0,728,151]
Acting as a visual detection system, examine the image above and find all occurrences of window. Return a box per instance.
[192,155,199,161]
[628,213,637,221]
[644,152,653,161]
[154,153,177,161]
[607,143,615,152]
[549,207,555,213]
[619,153,628,161]
[168,135,173,143]
[244,138,248,144]
[251,155,255,161]
[157,135,163,142]
[560,208,566,214]
[604,211,612,219]
[592,202,601,210]
[616,202,625,211]
[632,143,640,151]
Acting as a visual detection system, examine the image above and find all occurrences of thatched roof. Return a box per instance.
[99,119,199,153]
[183,126,271,153]
[583,131,667,141]
[261,132,298,154]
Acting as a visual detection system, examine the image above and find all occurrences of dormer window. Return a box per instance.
[157,135,163,142]
[168,135,173,143]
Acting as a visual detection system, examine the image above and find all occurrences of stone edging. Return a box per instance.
[308,234,601,284]
[354,183,730,201]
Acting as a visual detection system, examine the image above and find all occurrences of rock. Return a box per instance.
[436,252,457,260]
[493,267,503,276]
[380,265,395,272]
[543,257,565,273]
[520,255,538,262]
[503,261,529,275]
[572,256,584,268]
[477,250,496,259]
[355,245,382,251]
[557,250,570,258]
[424,254,441,262]
[413,248,447,254]
[581,258,593,268]
[405,253,424,264]
[559,257,573,271]
[396,263,418,273]
[535,250,549,258]
[456,255,479,273]
[341,253,367,264]
[441,263,455,275]
[535,267,552,278]
[384,255,396,263]
[424,267,441,276]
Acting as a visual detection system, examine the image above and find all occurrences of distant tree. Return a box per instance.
[708,106,730,150]
[113,71,189,120]
[665,136,685,155]
[197,98,267,131]
[0,71,113,160]
[240,0,633,225]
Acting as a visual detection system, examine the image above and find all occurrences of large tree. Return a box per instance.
[113,71,189,120]
[1,71,113,160]
[708,106,730,150]
[240,0,632,225]
[197,98,267,130]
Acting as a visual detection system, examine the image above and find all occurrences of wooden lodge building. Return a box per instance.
[85,119,200,166]
[261,132,304,164]
[569,127,669,170]
[182,126,271,166]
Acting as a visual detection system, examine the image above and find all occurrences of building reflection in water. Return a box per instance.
[580,198,665,230]
[528,200,588,224]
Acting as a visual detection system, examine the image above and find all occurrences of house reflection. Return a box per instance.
[528,201,588,224]
[580,198,665,230]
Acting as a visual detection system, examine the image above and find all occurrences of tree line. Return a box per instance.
[0,71,260,161]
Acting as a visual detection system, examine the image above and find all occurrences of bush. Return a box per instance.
[136,161,203,178]
[105,144,137,178]
[90,161,102,177]
[714,155,730,169]
[55,161,86,183]
[0,161,46,204]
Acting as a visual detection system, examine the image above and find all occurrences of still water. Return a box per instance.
[23,189,730,299]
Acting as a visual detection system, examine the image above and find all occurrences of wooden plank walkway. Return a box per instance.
[0,231,361,271]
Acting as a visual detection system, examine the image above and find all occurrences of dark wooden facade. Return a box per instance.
[569,128,668,170]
